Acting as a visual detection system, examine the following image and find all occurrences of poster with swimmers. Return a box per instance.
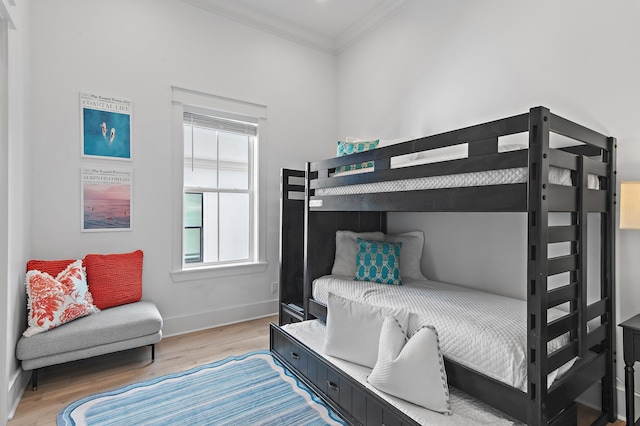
[81,167,132,232]
[80,92,132,160]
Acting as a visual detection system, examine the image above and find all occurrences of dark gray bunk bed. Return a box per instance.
[270,106,616,426]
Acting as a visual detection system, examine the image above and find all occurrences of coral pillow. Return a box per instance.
[24,260,99,337]
[84,250,143,309]
[26,259,76,277]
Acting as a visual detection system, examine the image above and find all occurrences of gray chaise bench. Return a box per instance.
[16,300,163,390]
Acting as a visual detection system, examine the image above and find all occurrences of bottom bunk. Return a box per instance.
[270,320,524,426]
[304,283,611,426]
[312,275,576,392]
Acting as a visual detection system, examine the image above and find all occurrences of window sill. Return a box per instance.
[171,261,268,283]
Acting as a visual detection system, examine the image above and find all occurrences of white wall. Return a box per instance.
[27,0,335,340]
[337,0,640,418]
[2,0,32,423]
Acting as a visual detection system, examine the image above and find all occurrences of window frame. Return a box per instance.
[171,87,267,282]
[183,113,255,265]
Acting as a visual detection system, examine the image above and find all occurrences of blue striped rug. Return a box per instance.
[58,350,345,426]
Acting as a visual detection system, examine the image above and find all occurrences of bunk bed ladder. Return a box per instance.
[528,107,617,425]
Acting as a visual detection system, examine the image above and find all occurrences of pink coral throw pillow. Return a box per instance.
[24,259,99,337]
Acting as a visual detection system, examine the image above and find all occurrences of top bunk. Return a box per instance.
[307,106,615,213]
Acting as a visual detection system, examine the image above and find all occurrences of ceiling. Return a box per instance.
[183,0,411,54]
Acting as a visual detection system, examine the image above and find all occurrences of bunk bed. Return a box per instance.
[270,106,616,426]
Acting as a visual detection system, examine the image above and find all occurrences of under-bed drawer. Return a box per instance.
[270,323,417,426]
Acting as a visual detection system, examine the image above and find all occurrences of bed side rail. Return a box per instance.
[310,112,529,189]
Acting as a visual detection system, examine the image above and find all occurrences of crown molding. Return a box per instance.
[182,0,336,55]
[336,0,412,54]
[182,0,411,56]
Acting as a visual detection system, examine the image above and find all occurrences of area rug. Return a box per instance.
[57,350,345,426]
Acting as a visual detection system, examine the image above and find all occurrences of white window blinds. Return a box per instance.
[183,112,257,136]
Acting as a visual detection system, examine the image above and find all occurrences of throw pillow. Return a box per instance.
[84,250,143,309]
[335,139,379,173]
[26,259,77,277]
[331,230,385,277]
[323,292,411,368]
[354,239,402,285]
[384,231,427,280]
[24,259,99,337]
[368,316,451,415]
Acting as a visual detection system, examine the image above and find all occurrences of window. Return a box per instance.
[182,112,256,266]
[171,87,267,281]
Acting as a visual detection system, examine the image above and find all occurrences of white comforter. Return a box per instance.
[313,276,574,391]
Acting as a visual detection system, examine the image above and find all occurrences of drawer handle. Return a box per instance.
[291,352,300,360]
[327,381,339,392]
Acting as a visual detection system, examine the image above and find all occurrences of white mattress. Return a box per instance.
[321,147,599,196]
[283,319,522,426]
[312,276,575,392]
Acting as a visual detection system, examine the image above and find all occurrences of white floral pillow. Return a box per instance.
[24,260,99,337]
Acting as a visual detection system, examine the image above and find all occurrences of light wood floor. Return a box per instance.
[7,315,625,426]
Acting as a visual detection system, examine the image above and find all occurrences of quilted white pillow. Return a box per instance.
[368,316,451,415]
[384,231,427,280]
[331,230,385,277]
[323,293,411,368]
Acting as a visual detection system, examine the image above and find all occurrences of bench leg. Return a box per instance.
[150,344,155,362]
[31,369,38,391]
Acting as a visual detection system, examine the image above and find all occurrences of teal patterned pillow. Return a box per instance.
[336,140,379,173]
[354,238,402,285]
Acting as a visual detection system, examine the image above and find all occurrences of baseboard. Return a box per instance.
[161,299,278,337]
[7,367,29,420]
[575,381,626,423]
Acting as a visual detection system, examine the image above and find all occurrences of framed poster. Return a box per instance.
[81,167,132,232]
[80,92,132,160]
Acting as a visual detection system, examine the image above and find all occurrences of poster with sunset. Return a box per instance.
[81,168,132,231]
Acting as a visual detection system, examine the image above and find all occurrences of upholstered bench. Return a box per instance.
[16,300,162,390]
[15,250,163,390]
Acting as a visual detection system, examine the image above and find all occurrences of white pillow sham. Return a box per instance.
[384,231,427,280]
[331,230,385,277]
[323,292,411,368]
[368,316,451,414]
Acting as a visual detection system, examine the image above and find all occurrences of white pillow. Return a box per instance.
[384,231,427,280]
[331,230,385,277]
[368,316,451,414]
[323,293,411,368]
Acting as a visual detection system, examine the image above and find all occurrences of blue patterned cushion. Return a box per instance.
[335,140,379,173]
[354,238,402,285]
